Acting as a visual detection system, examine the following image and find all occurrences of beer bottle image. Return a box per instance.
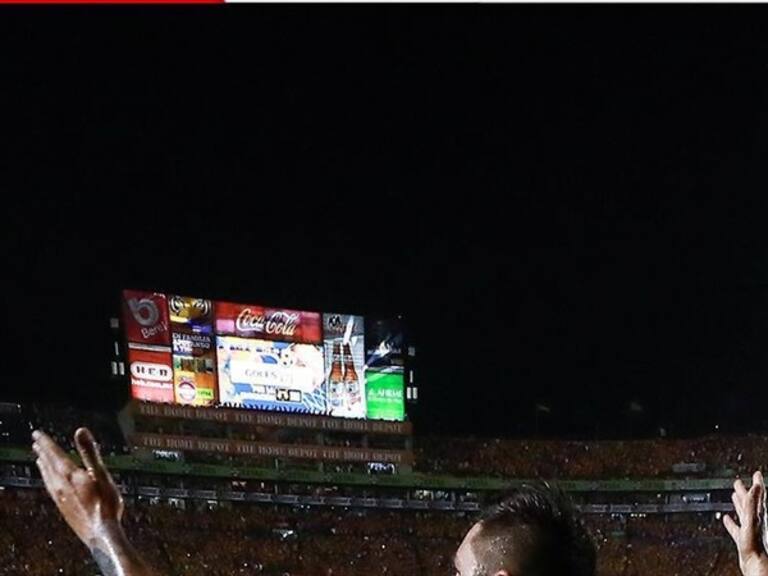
[328,341,344,409]
[342,343,361,405]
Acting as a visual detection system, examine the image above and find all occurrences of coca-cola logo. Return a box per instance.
[236,309,300,337]
[130,362,172,382]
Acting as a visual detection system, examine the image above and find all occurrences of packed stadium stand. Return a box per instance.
[0,402,751,576]
[416,434,763,479]
[0,489,740,576]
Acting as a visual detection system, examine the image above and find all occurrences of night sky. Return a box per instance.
[3,8,768,439]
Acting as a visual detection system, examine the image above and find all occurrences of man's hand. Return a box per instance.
[724,470,768,576]
[32,427,123,546]
[33,428,156,576]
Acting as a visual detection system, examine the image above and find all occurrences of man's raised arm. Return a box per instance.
[724,470,768,576]
[32,428,157,576]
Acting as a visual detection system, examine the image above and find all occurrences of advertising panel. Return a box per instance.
[173,351,217,406]
[214,302,321,344]
[133,401,413,434]
[364,319,405,421]
[171,331,214,356]
[122,290,171,346]
[216,336,326,413]
[365,370,405,421]
[130,433,414,464]
[323,313,366,418]
[365,318,404,372]
[169,296,217,405]
[128,345,175,403]
[168,295,214,334]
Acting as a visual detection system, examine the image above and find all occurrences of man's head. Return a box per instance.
[454,484,596,576]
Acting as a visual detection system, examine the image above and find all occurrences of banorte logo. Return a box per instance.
[236,309,300,337]
[128,297,168,340]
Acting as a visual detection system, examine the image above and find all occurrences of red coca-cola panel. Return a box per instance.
[214,301,322,344]
[122,290,171,346]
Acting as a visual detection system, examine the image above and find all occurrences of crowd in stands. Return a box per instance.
[415,435,768,479]
[0,402,759,575]
[0,488,741,576]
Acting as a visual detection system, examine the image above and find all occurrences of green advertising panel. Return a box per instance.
[366,371,405,421]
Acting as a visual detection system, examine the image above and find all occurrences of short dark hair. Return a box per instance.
[473,483,596,576]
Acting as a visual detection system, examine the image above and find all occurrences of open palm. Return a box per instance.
[724,471,768,576]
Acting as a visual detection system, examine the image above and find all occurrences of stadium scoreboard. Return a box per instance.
[121,290,408,422]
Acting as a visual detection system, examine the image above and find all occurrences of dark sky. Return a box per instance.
[3,8,768,439]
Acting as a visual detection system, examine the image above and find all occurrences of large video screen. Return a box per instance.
[217,336,327,412]
[122,290,405,421]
